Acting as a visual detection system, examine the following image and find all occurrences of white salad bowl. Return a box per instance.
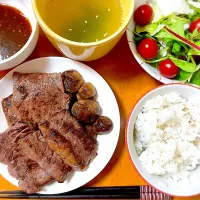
[126,83,200,197]
[126,0,179,84]
[0,0,39,71]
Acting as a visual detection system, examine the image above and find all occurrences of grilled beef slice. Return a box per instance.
[19,130,71,182]
[4,72,71,126]
[0,123,32,164]
[42,110,97,166]
[0,123,53,193]
[8,155,53,194]
[39,123,81,169]
[2,95,18,125]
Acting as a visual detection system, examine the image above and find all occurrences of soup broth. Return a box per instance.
[45,0,123,43]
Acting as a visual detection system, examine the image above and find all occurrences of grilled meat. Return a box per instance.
[85,126,98,140]
[0,123,53,194]
[4,72,71,126]
[39,122,81,169]
[45,110,97,166]
[19,130,71,183]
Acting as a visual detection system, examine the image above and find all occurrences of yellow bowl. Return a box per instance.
[32,0,134,61]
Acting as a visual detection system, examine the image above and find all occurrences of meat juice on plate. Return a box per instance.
[45,0,124,43]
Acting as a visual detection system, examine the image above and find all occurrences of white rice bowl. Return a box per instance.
[126,84,200,197]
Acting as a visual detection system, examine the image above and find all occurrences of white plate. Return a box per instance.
[0,57,120,194]
[126,0,179,84]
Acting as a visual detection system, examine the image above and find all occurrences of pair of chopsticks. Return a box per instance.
[0,186,172,199]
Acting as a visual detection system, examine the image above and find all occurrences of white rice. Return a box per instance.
[134,92,200,179]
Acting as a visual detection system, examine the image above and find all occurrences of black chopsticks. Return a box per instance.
[0,186,172,199]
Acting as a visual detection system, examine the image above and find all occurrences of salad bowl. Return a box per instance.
[127,0,200,85]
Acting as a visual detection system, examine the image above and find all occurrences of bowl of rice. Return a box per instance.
[126,84,200,197]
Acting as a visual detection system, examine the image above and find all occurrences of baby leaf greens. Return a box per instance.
[133,0,200,85]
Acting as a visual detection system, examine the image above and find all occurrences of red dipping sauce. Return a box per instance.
[0,4,32,61]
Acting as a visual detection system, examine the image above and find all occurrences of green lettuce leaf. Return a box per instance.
[167,15,190,25]
[136,23,159,34]
[188,11,200,21]
[169,56,197,72]
[191,28,199,38]
[155,29,173,39]
[188,41,200,55]
[171,21,186,37]
[172,42,181,53]
[135,14,190,36]
[191,29,200,40]
[190,68,200,85]
[155,20,186,41]
[176,69,192,81]
[186,29,200,40]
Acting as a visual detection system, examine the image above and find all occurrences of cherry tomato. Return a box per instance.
[189,18,200,33]
[134,4,153,26]
[159,59,180,78]
[137,38,158,60]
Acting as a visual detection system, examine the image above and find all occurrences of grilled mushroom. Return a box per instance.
[62,70,84,93]
[71,100,101,124]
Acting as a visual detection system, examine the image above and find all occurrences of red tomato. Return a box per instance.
[159,59,180,78]
[134,4,153,26]
[189,18,200,33]
[137,38,158,60]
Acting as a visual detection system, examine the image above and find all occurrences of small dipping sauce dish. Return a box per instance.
[0,0,39,71]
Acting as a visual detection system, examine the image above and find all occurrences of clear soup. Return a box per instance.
[45,0,124,43]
